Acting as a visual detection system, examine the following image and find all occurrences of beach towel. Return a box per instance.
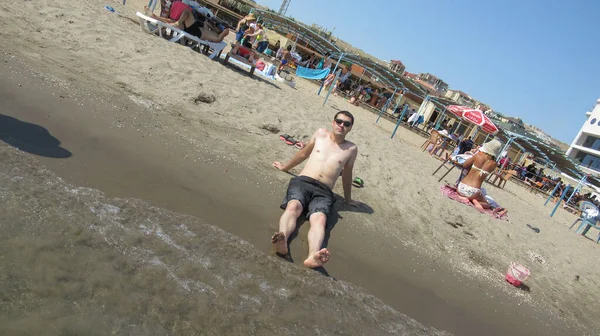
[295,66,330,80]
[440,184,508,220]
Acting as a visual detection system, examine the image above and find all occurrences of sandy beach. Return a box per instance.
[1,0,599,334]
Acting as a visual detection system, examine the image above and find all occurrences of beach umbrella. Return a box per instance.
[447,105,499,135]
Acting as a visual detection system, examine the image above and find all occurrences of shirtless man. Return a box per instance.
[272,111,360,268]
[277,45,293,74]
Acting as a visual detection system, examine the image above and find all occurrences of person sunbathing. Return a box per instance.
[144,4,229,43]
[230,42,258,63]
[271,111,360,268]
[456,139,502,210]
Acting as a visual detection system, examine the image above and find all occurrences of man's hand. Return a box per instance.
[345,199,361,207]
[273,161,287,171]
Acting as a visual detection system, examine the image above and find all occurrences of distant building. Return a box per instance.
[495,116,526,135]
[567,98,600,174]
[445,90,476,108]
[404,71,417,79]
[417,73,448,95]
[388,60,405,75]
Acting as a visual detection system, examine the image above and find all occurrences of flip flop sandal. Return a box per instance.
[280,134,297,145]
[294,141,305,150]
[352,177,364,188]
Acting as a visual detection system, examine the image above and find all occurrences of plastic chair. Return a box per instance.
[570,201,600,243]
[488,170,516,189]
[421,130,440,152]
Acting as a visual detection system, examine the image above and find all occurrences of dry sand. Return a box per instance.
[1,0,599,334]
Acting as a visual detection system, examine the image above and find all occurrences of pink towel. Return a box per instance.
[440,185,508,220]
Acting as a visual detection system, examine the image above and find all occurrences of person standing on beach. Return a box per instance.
[272,111,360,268]
[277,45,293,74]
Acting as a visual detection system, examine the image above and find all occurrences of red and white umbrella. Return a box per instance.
[447,105,499,135]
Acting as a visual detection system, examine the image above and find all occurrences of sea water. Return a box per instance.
[0,144,449,336]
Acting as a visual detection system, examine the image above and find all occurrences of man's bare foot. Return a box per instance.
[303,248,330,268]
[271,232,288,255]
[144,6,157,18]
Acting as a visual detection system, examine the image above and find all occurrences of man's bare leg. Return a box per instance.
[199,27,230,42]
[303,212,330,268]
[271,200,303,255]
[174,9,195,30]
[144,6,176,23]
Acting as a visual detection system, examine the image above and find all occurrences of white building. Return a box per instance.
[567,98,600,174]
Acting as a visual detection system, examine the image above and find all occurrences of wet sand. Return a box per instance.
[0,52,587,335]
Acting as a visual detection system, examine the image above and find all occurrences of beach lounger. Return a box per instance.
[223,47,256,75]
[136,12,226,60]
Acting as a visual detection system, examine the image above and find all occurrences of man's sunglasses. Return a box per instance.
[334,119,352,127]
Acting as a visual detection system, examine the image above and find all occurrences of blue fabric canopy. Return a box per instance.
[295,66,330,80]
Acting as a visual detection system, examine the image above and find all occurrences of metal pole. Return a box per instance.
[566,175,587,204]
[412,95,429,127]
[323,69,341,106]
[550,185,571,217]
[376,88,398,123]
[391,91,405,117]
[497,137,513,163]
[435,107,447,129]
[318,53,344,95]
[483,133,490,143]
[391,105,409,138]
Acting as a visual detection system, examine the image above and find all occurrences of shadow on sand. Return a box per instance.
[0,114,71,158]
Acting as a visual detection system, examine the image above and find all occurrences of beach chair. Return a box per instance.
[569,201,600,243]
[488,169,516,189]
[136,12,226,60]
[421,130,440,152]
[223,45,256,75]
[431,156,467,183]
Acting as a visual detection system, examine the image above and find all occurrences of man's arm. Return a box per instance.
[273,134,316,172]
[341,146,358,205]
[235,18,245,32]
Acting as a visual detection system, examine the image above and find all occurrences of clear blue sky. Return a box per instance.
[256,0,600,144]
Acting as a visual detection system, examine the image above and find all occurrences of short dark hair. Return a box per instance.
[286,45,292,51]
[334,111,354,125]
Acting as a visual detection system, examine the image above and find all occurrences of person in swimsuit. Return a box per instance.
[272,111,360,268]
[230,41,258,63]
[144,4,229,43]
[456,139,502,210]
[277,45,293,74]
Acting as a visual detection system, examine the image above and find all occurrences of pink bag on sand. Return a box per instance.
[255,60,266,71]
